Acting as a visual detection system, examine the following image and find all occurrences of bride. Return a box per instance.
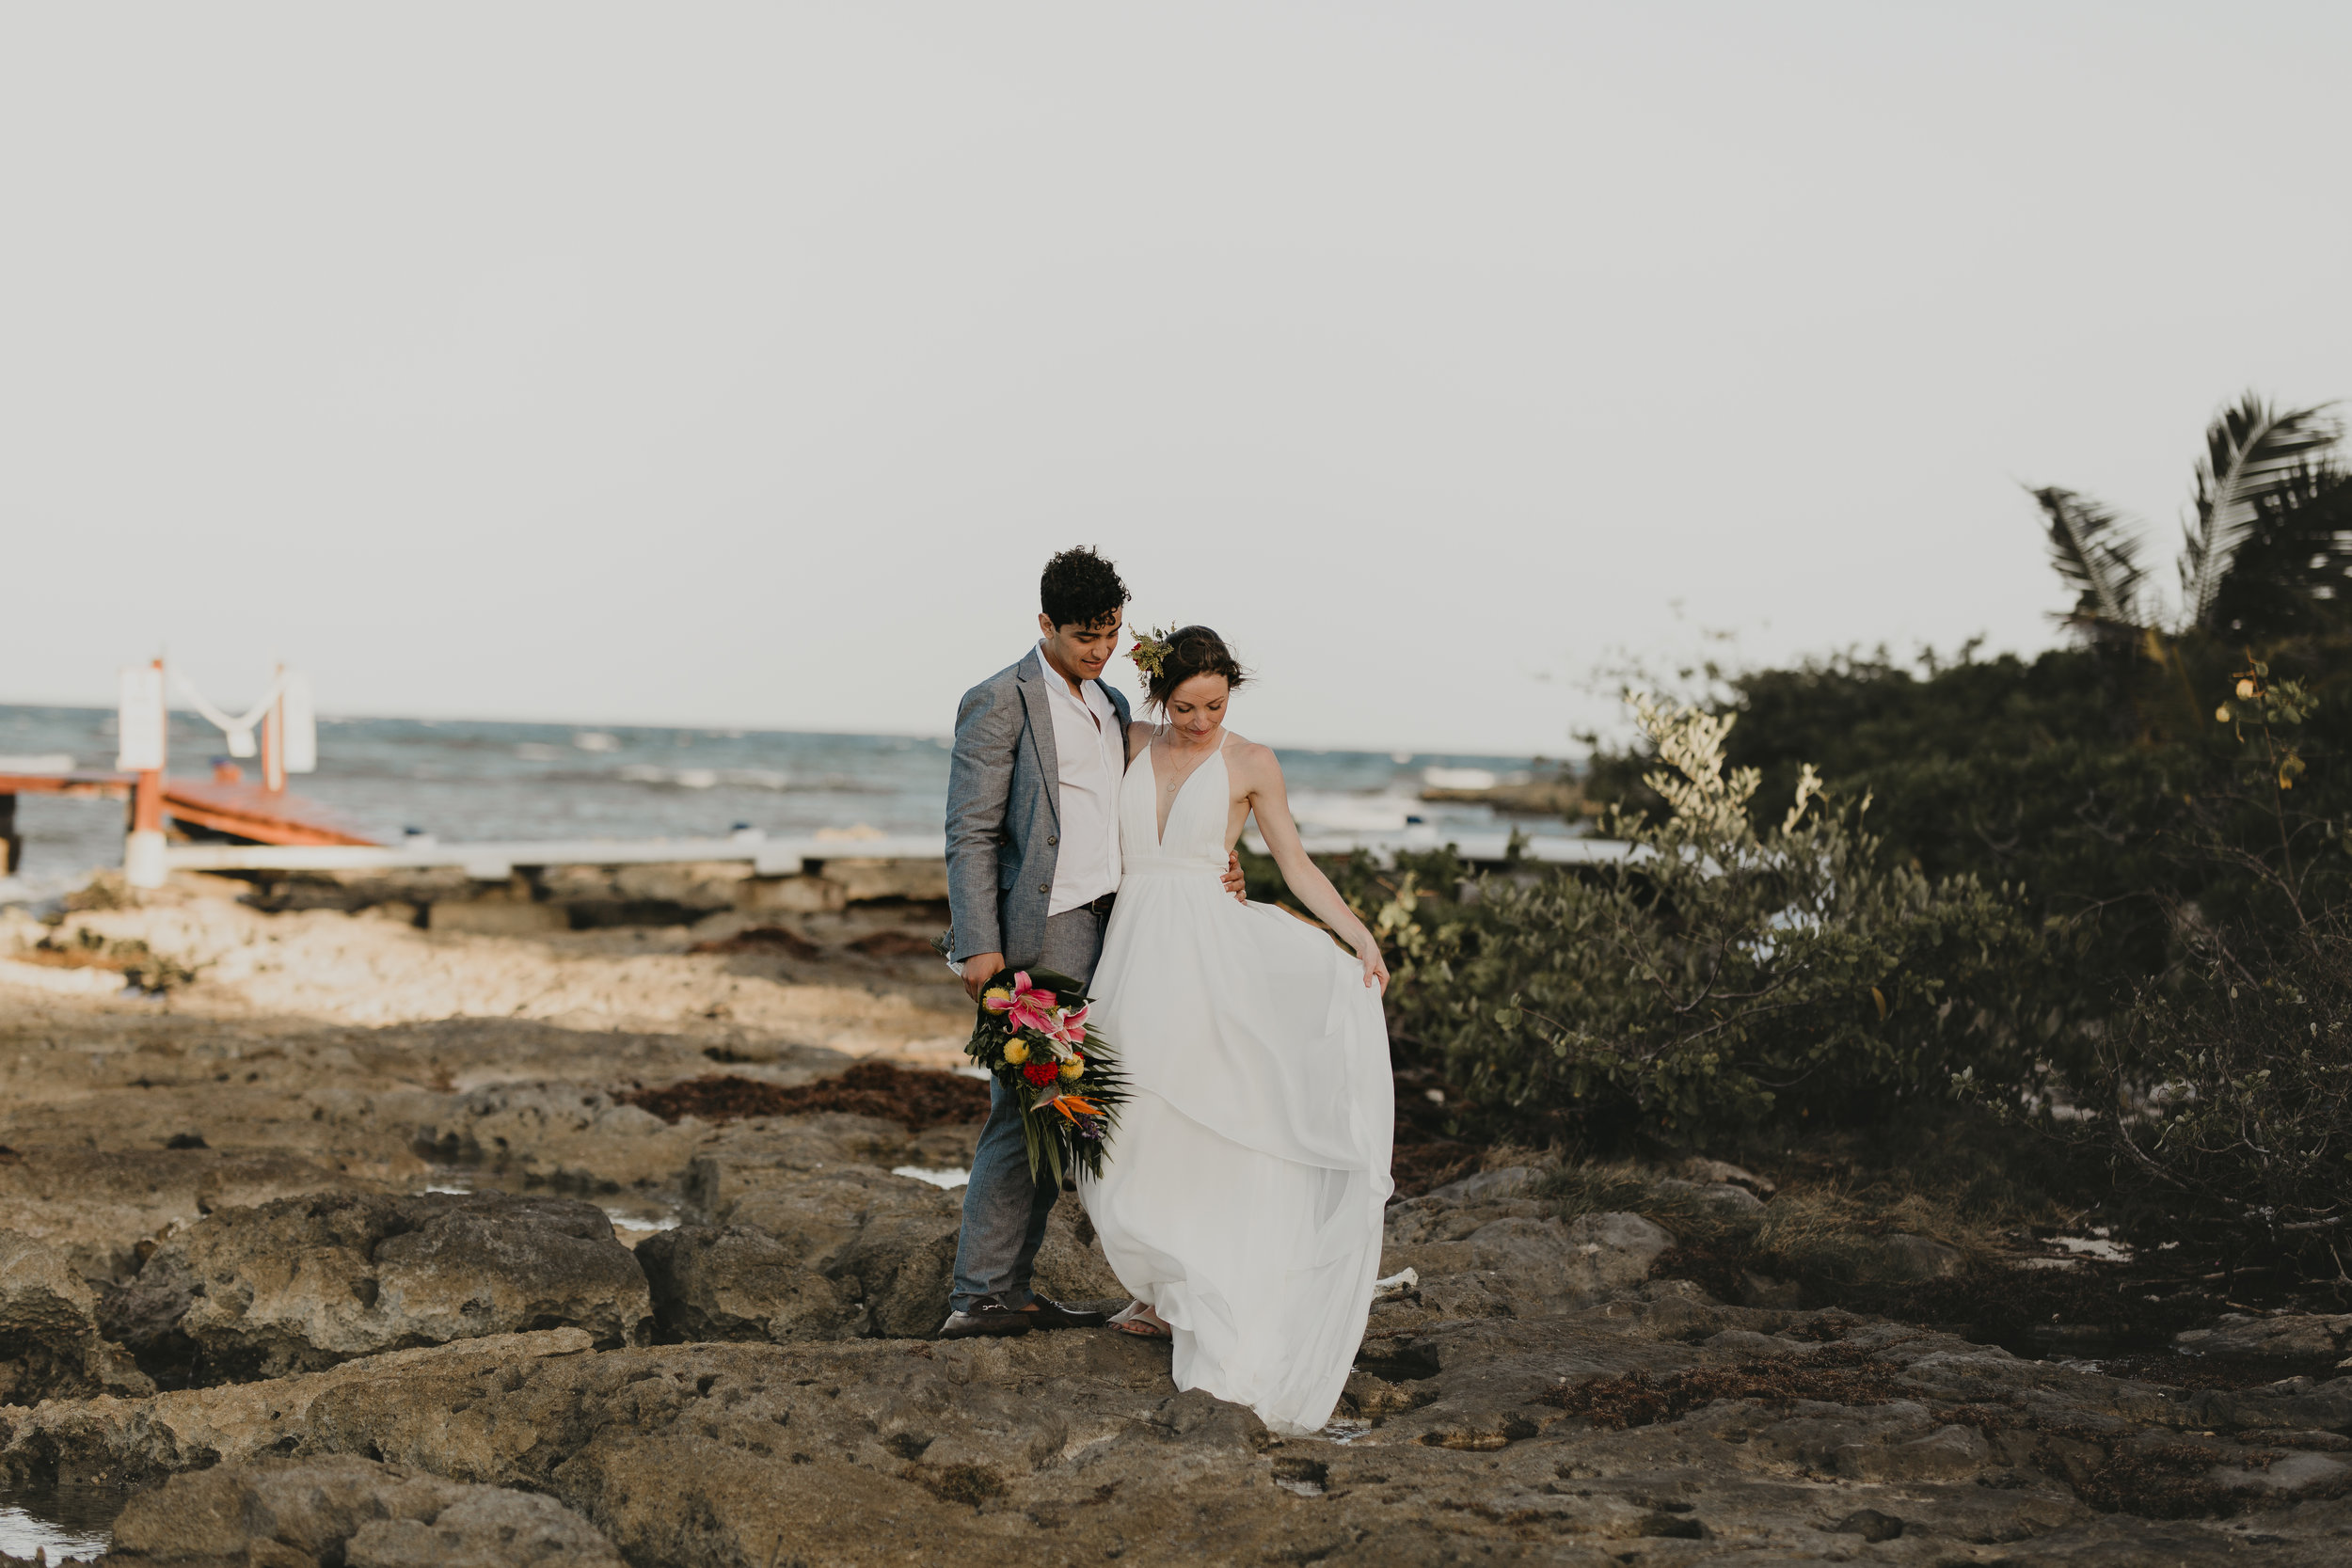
[1082,625,1394,1436]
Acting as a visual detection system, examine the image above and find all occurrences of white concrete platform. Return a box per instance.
[164,827,1632,879]
[163,832,947,881]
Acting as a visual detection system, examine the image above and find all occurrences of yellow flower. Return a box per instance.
[2235,678,2258,700]
[1059,1058,1084,1081]
[983,987,1011,1006]
[1003,1041,1029,1065]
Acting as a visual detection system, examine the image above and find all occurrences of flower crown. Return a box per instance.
[1127,625,1176,681]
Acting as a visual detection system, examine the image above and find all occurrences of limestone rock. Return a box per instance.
[1382,1184,1553,1246]
[1832,1507,1904,1542]
[1413,1269,1519,1322]
[2205,1449,2352,1494]
[685,1117,982,1213]
[1379,1164,1677,1323]
[677,1142,1124,1335]
[107,1455,622,1566]
[2176,1312,2352,1361]
[1562,1212,1676,1286]
[347,1485,627,1567]
[412,1082,704,1192]
[688,1152,977,1338]
[637,1224,867,1342]
[1648,1175,1766,1213]
[1837,1420,1991,1481]
[1030,1203,1126,1305]
[0,1148,387,1283]
[9,1314,2352,1562]
[0,1228,153,1402]
[0,1328,595,1491]
[116,1191,651,1381]
[1876,1231,1965,1281]
[818,1179,964,1338]
[1739,1270,1805,1308]
[1680,1157,1777,1197]
[1422,1166,1539,1205]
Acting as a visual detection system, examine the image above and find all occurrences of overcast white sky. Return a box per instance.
[4,3,2347,754]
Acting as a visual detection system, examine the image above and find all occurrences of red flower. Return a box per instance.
[1021,1061,1060,1088]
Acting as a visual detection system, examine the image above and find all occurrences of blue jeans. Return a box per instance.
[948,904,1105,1313]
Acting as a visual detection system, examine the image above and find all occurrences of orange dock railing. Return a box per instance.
[0,768,374,877]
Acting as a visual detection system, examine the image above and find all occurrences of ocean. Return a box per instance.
[0,705,1574,899]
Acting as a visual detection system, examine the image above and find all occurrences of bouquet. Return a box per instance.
[964,967,1129,1187]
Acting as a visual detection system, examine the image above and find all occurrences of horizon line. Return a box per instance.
[0,695,1574,764]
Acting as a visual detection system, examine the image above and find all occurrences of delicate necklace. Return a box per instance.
[1157,729,1216,795]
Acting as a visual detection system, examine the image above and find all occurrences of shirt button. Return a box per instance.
[1047,834,1058,846]
[1038,882,1050,895]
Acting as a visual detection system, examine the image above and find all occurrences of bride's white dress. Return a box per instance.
[1082,736,1393,1435]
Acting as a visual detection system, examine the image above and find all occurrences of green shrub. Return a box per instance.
[1585,637,2352,1008]
[1378,695,2053,1142]
[2088,919,2352,1255]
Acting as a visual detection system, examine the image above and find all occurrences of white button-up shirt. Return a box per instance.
[1035,642,1123,915]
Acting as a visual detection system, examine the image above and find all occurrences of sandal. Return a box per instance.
[1106,1300,1171,1340]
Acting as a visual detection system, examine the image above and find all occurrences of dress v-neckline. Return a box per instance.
[1149,732,1225,847]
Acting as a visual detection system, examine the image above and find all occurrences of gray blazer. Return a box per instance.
[946,650,1133,969]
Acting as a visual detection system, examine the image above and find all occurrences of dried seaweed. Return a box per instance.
[2074,1443,2290,1520]
[623,1062,989,1132]
[686,926,821,959]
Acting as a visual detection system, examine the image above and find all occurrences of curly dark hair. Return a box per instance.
[1145,625,1248,707]
[1040,546,1129,630]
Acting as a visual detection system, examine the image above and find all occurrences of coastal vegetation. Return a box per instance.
[1259,391,2352,1308]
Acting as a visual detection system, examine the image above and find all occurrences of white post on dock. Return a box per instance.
[280,667,316,777]
[262,664,287,794]
[119,658,169,889]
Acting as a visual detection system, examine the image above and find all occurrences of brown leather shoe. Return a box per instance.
[937,1294,1034,1339]
[1024,1295,1110,1330]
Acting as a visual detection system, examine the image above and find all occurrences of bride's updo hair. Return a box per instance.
[1145,625,1249,708]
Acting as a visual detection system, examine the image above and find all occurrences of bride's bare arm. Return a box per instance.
[1229,742,1390,991]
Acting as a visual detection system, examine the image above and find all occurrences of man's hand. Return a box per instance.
[962,952,1007,1002]
[1220,852,1248,904]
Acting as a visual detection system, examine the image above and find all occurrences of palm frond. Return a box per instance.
[2180,393,2344,629]
[2202,464,2352,638]
[2031,485,2145,630]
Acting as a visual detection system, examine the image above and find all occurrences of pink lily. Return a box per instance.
[981,972,1063,1036]
[980,972,1054,1013]
[1049,1005,1089,1045]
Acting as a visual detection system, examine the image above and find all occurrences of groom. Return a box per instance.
[938,546,1240,1338]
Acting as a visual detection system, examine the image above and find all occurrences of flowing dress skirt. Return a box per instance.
[1083,852,1393,1435]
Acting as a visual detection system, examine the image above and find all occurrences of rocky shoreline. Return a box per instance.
[0,878,2345,1563]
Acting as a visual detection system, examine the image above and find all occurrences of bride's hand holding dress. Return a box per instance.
[1227,741,1391,996]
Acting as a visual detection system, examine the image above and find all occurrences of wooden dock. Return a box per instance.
[151,777,374,847]
[162,832,946,880]
[0,770,132,875]
[0,768,375,876]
